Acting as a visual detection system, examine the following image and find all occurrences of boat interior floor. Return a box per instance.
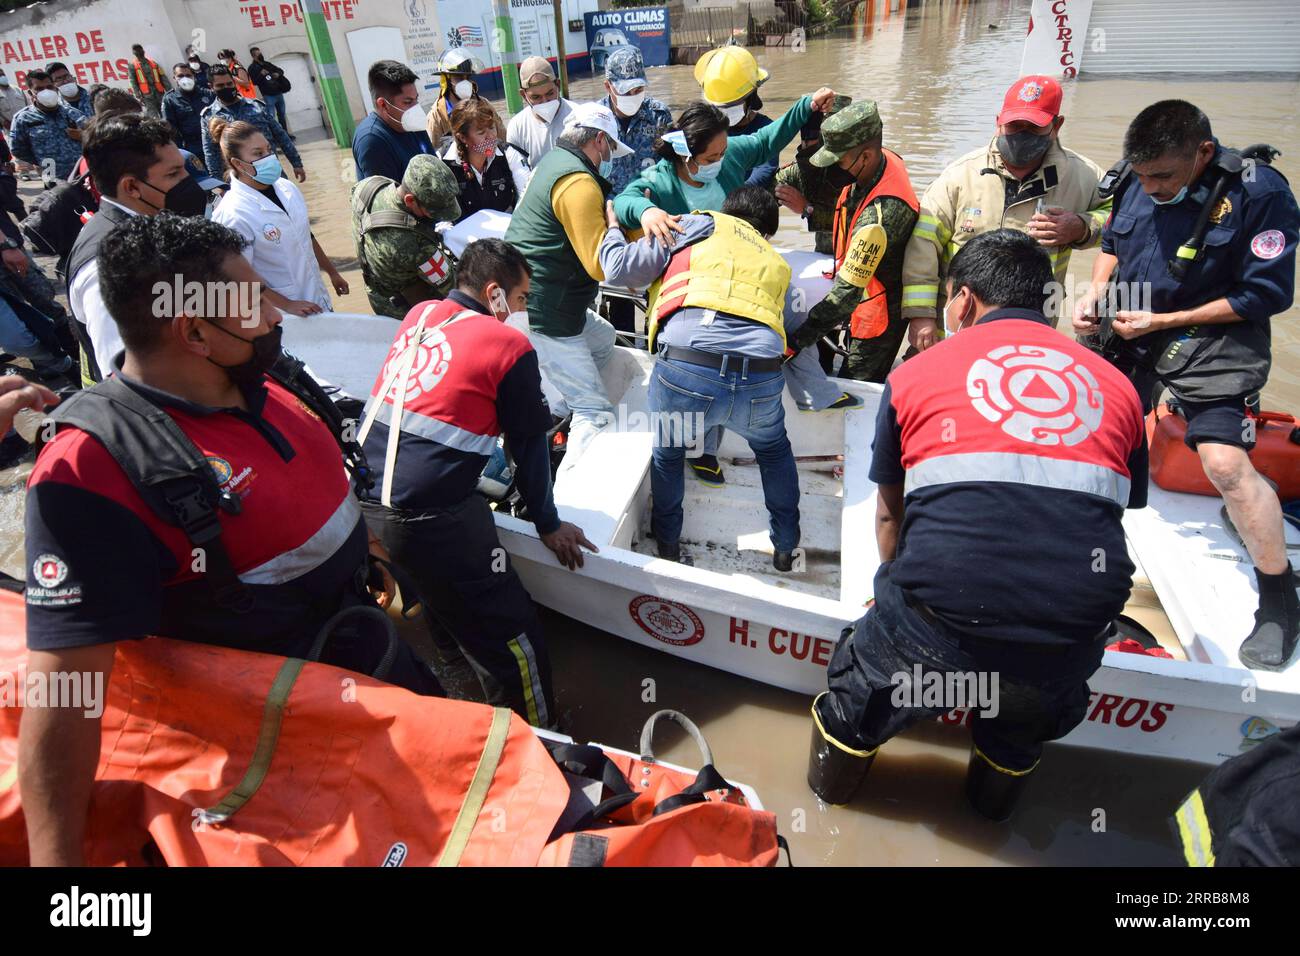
[629,457,846,600]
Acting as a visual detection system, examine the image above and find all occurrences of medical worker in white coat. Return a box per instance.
[208,117,348,315]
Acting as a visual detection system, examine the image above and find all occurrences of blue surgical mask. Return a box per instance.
[598,142,614,179]
[244,154,282,185]
[1152,185,1188,206]
[692,158,722,183]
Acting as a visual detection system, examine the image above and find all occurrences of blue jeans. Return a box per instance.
[263,93,288,132]
[649,356,800,552]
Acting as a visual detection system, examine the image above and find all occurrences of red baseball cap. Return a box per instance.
[996,75,1063,127]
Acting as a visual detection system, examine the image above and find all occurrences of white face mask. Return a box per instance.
[391,101,427,132]
[58,82,78,99]
[530,99,561,123]
[178,77,196,92]
[35,89,61,109]
[504,310,529,331]
[721,103,747,127]
[614,91,645,116]
[453,79,474,100]
[943,291,969,336]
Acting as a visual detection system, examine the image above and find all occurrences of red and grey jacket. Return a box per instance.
[869,308,1149,646]
[359,290,559,529]
[25,373,368,656]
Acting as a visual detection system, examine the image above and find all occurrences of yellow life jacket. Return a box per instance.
[645,212,791,352]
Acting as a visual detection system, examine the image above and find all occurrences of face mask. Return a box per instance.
[139,173,209,218]
[388,101,427,132]
[35,89,61,109]
[943,292,969,336]
[691,158,722,183]
[721,103,746,127]
[215,87,239,104]
[178,77,196,92]
[203,321,283,387]
[189,60,201,70]
[530,99,560,123]
[58,82,78,99]
[453,79,474,100]
[997,130,1052,168]
[0,77,9,87]
[614,92,645,116]
[241,154,282,186]
[470,137,497,156]
[505,310,529,330]
[1152,187,1188,207]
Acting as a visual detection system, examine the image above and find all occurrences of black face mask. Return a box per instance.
[214,87,239,104]
[139,174,208,218]
[997,130,1052,168]
[203,321,283,387]
[826,154,861,190]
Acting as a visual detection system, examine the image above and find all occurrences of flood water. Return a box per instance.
[4,0,1299,864]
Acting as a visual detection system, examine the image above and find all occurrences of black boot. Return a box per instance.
[807,692,876,805]
[1240,565,1300,671]
[965,747,1034,821]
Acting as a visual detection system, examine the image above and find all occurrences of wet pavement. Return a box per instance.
[3,0,1299,864]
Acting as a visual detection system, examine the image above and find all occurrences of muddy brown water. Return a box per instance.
[4,0,1299,864]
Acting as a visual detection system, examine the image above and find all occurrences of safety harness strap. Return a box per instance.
[437,706,512,866]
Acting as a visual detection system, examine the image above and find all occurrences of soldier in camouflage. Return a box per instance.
[351,153,462,319]
[790,101,920,383]
[775,95,851,255]
[598,47,674,196]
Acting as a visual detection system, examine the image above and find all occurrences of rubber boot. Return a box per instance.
[965,747,1034,822]
[1239,565,1300,671]
[807,692,876,805]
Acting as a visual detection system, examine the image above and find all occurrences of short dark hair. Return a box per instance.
[721,186,779,237]
[368,60,417,103]
[460,238,531,295]
[25,69,50,86]
[90,87,142,119]
[83,114,176,199]
[655,100,727,164]
[98,213,248,353]
[173,62,193,74]
[46,62,70,77]
[132,44,144,55]
[209,64,231,79]
[946,229,1054,312]
[1123,100,1213,165]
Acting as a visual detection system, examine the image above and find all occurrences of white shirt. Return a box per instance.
[505,98,576,190]
[211,175,332,311]
[69,198,137,373]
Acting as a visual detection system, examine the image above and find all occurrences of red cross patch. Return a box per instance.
[418,250,450,284]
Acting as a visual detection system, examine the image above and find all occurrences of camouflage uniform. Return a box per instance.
[774,94,852,255]
[792,102,918,383]
[8,104,87,181]
[350,154,461,319]
[599,47,673,196]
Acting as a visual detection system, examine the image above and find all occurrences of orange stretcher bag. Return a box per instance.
[0,590,779,867]
[1148,403,1300,500]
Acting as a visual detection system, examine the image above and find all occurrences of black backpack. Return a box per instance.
[20,173,98,268]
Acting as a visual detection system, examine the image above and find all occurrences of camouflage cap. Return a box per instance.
[605,47,647,94]
[809,100,883,167]
[402,154,461,222]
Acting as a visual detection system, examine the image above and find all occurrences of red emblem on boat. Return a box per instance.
[629,595,704,646]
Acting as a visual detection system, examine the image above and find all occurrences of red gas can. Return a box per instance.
[1148,404,1300,499]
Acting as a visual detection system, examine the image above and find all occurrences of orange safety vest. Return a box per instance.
[230,65,258,101]
[132,57,166,96]
[831,147,919,339]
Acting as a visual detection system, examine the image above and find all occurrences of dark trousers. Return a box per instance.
[820,563,1107,772]
[362,495,554,727]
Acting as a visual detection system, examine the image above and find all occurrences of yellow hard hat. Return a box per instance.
[694,46,768,106]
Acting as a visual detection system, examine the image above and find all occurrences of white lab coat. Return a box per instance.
[212,175,331,312]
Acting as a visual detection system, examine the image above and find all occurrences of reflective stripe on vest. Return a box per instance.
[356,302,480,507]
[831,148,919,339]
[904,451,1132,507]
[133,59,165,95]
[645,212,790,351]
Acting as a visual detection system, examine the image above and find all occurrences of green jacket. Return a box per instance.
[613,95,814,228]
[505,142,611,337]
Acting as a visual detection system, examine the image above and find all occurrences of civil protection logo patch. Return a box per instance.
[32,553,68,588]
[967,345,1103,446]
[1250,229,1285,260]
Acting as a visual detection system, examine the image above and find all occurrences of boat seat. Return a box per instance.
[553,429,654,547]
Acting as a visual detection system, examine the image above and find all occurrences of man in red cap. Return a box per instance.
[900,74,1111,352]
